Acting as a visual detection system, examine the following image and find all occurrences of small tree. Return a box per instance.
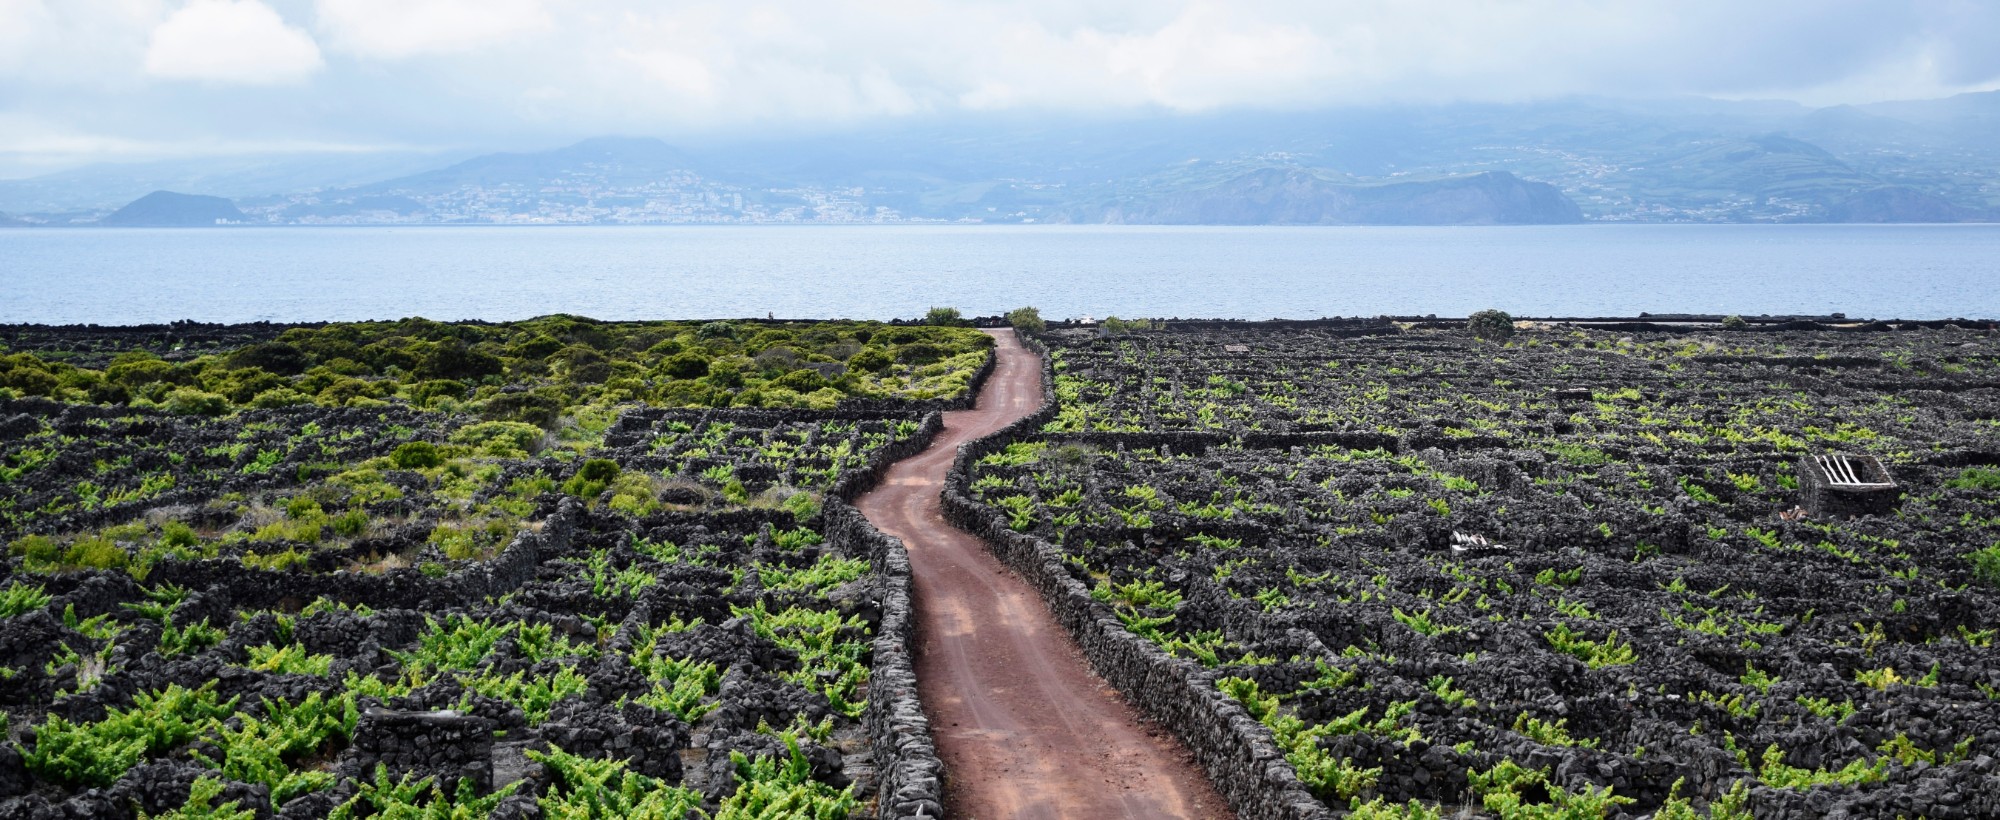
[1006,306,1046,333]
[1722,315,1749,330]
[1467,309,1515,342]
[924,307,966,327]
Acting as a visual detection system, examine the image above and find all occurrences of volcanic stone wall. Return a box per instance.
[824,409,948,820]
[823,500,944,820]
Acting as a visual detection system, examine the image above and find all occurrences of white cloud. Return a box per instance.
[951,3,1337,112]
[144,0,322,84]
[0,112,422,177]
[314,0,550,58]
[4,0,1999,172]
[0,0,168,87]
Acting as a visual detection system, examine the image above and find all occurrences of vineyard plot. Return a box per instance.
[1,317,985,819]
[962,325,2000,819]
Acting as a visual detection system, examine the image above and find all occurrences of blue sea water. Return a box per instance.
[2,224,1996,324]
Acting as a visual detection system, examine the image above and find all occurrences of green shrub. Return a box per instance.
[559,345,612,383]
[578,459,620,483]
[1966,543,2000,588]
[330,468,403,505]
[242,540,311,565]
[773,369,827,393]
[895,343,944,366]
[225,342,310,375]
[87,381,133,404]
[218,369,285,404]
[846,347,891,373]
[449,420,544,458]
[163,388,230,417]
[704,358,746,388]
[661,351,711,379]
[479,390,564,427]
[416,342,502,381]
[160,522,200,549]
[389,441,443,470]
[1467,309,1515,341]
[9,534,61,565]
[64,537,130,570]
[1722,314,1749,330]
[285,496,323,520]
[924,306,966,327]
[330,509,370,538]
[510,333,565,359]
[1006,306,1046,333]
[782,491,820,521]
[4,366,59,397]
[408,379,468,408]
[564,458,621,499]
[314,378,377,407]
[247,388,310,409]
[428,519,515,561]
[606,472,660,517]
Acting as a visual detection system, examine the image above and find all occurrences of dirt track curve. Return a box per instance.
[856,329,1231,820]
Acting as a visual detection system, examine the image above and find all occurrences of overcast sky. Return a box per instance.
[4,0,1998,176]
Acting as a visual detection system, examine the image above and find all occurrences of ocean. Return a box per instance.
[3,224,1996,324]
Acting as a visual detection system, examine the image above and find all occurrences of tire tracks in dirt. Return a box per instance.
[856,329,1231,820]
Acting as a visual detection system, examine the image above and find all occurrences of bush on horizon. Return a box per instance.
[1007,306,1046,333]
[1467,309,1515,341]
[924,306,968,327]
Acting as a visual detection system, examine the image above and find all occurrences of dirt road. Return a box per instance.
[855,329,1231,820]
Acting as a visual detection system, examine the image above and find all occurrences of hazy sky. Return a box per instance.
[4,0,1998,176]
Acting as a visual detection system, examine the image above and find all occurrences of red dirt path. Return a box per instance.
[855,329,1232,820]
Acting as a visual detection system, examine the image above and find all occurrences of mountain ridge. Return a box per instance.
[1079,169,1582,225]
[15,91,1999,225]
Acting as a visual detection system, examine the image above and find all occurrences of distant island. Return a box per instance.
[2,91,1995,227]
[100,191,248,227]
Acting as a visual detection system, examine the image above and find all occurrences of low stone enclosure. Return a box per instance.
[948,323,2000,819]
[0,317,984,818]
